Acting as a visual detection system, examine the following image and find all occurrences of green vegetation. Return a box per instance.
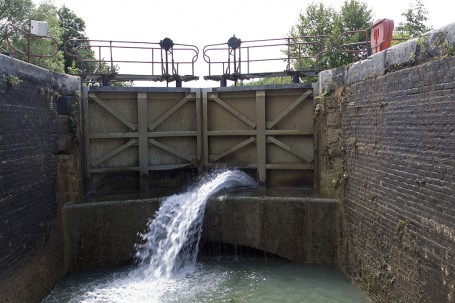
[0,0,33,46]
[69,95,80,143]
[395,0,432,39]
[243,76,291,86]
[288,0,373,72]
[1,1,65,72]
[57,5,94,73]
[7,75,22,87]
[0,0,437,83]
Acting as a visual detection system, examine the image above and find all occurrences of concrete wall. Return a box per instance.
[63,198,161,269]
[316,23,455,303]
[203,194,338,264]
[0,54,81,303]
[63,193,339,270]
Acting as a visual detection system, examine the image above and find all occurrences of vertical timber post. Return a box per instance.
[202,89,210,170]
[256,90,266,190]
[194,89,202,171]
[137,92,149,191]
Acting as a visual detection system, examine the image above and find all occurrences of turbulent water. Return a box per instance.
[42,170,369,303]
[42,256,370,303]
[48,170,256,302]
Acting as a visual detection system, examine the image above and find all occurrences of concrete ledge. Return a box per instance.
[347,51,385,85]
[384,38,418,69]
[317,67,347,95]
[0,53,79,92]
[63,194,339,270]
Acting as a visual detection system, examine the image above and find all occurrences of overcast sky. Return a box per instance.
[32,0,455,87]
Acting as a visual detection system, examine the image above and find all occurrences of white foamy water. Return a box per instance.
[42,256,370,303]
[55,170,256,303]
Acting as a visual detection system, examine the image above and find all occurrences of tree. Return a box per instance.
[395,0,432,38]
[0,0,33,48]
[333,0,373,67]
[287,0,373,73]
[27,1,65,72]
[288,2,337,71]
[57,5,94,73]
[1,1,65,72]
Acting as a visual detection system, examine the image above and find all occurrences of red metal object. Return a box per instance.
[2,23,59,64]
[370,19,394,54]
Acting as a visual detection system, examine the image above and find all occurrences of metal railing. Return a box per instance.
[203,36,328,77]
[64,38,199,85]
[203,32,372,84]
[2,23,59,64]
[202,19,394,85]
[2,19,396,87]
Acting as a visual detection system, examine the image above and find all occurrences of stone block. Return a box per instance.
[385,38,418,69]
[346,51,385,85]
[317,66,347,96]
[421,22,455,59]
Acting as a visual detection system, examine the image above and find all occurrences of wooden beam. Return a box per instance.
[149,139,193,162]
[89,93,137,131]
[138,92,149,191]
[89,132,139,139]
[267,89,312,129]
[147,131,198,137]
[211,94,257,129]
[91,139,138,167]
[267,136,313,163]
[196,89,202,166]
[207,130,257,136]
[211,137,255,162]
[256,90,266,188]
[266,163,314,170]
[202,89,209,167]
[265,129,313,136]
[148,93,194,131]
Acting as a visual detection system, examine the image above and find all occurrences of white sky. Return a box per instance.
[33,0,455,87]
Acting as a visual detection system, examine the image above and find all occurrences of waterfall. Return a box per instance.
[133,170,256,281]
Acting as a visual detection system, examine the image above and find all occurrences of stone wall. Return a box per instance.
[317,23,455,303]
[0,54,81,303]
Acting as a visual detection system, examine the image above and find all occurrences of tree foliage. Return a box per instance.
[0,0,33,48]
[288,0,373,72]
[57,5,94,73]
[0,1,64,71]
[395,0,432,38]
[28,1,65,72]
